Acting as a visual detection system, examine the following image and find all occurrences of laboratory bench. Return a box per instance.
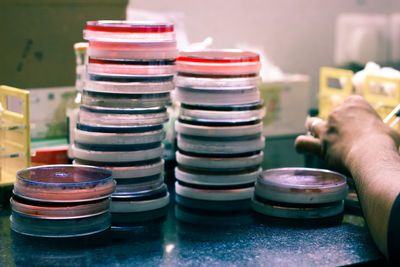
[0,135,387,266]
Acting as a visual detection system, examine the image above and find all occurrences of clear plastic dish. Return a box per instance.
[78,105,168,127]
[177,50,260,76]
[82,90,171,108]
[87,40,178,60]
[88,58,176,76]
[13,165,115,203]
[177,134,265,154]
[85,79,174,94]
[84,21,176,42]
[114,174,164,193]
[255,168,348,204]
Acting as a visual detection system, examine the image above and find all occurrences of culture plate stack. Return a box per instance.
[173,50,265,211]
[10,165,115,237]
[72,21,178,225]
[252,168,348,219]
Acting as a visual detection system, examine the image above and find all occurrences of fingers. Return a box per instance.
[295,135,322,157]
[305,117,326,138]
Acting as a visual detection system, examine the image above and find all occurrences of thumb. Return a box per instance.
[295,135,322,157]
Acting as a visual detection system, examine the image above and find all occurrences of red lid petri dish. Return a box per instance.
[84,20,175,42]
[14,165,115,203]
[177,50,261,77]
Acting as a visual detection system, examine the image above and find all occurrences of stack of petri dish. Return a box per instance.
[252,168,348,219]
[73,21,178,225]
[173,50,265,211]
[10,165,115,237]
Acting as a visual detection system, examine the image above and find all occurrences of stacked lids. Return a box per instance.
[10,165,115,237]
[252,168,348,219]
[174,50,265,211]
[72,20,178,226]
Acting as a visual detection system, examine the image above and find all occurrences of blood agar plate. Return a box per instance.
[176,151,263,170]
[175,120,263,137]
[13,165,115,203]
[87,40,178,60]
[177,134,265,154]
[177,50,261,76]
[255,168,348,204]
[84,21,176,42]
[175,181,254,201]
[82,90,171,108]
[175,166,261,186]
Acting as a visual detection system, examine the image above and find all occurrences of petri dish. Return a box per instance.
[78,105,168,127]
[175,120,263,137]
[87,58,176,76]
[85,79,174,94]
[174,86,260,105]
[10,209,111,238]
[175,181,254,201]
[11,195,110,219]
[175,166,261,186]
[84,21,176,42]
[255,168,348,204]
[74,158,164,179]
[13,165,115,203]
[177,134,265,154]
[177,50,261,77]
[87,40,178,60]
[176,151,263,170]
[72,143,164,163]
[74,127,165,145]
[114,174,164,193]
[179,104,266,123]
[251,197,344,219]
[82,90,171,108]
[110,184,170,213]
[175,75,261,89]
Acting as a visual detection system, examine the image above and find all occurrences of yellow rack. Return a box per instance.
[318,67,400,125]
[0,85,30,186]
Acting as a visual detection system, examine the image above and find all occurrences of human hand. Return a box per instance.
[295,95,400,173]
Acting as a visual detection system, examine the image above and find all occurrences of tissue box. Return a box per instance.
[260,75,310,137]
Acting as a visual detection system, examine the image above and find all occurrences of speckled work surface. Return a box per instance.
[0,192,383,267]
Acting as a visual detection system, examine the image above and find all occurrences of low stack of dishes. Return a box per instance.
[72,21,178,225]
[10,165,115,237]
[173,50,265,211]
[252,168,348,219]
